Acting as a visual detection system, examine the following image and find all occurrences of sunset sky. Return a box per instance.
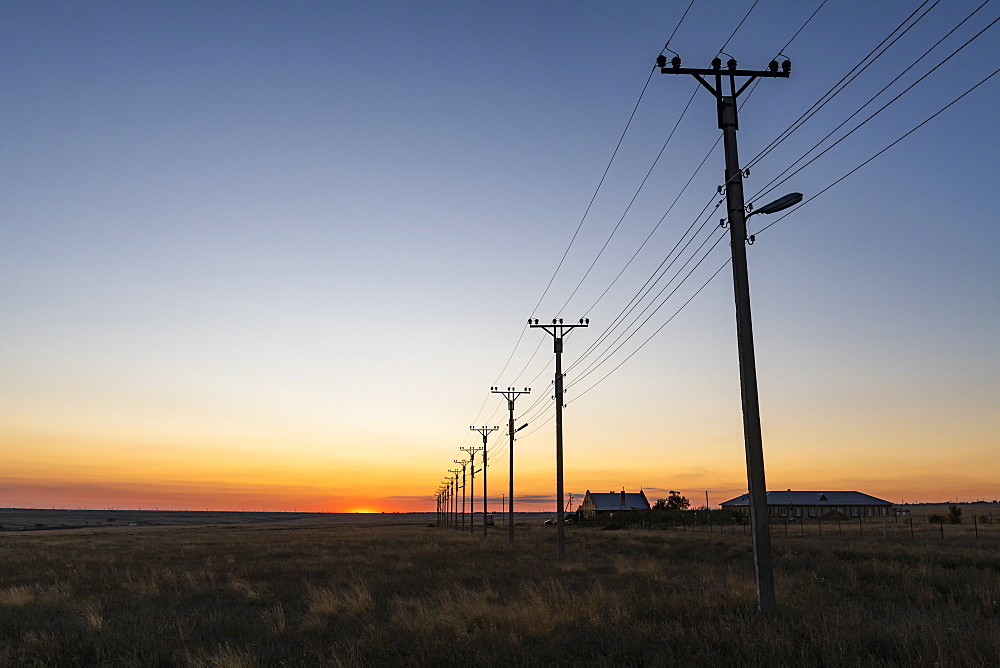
[2,1,997,512]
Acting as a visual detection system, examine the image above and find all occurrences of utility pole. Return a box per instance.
[656,53,790,614]
[529,318,589,559]
[448,469,461,531]
[461,445,483,534]
[441,483,449,527]
[470,426,498,536]
[436,488,445,527]
[441,486,449,527]
[454,459,469,530]
[492,386,531,544]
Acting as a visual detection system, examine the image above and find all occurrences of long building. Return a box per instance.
[720,490,893,519]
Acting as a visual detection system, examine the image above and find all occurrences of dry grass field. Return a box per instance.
[1,509,997,666]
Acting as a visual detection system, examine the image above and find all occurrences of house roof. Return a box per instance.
[720,491,893,507]
[585,491,650,511]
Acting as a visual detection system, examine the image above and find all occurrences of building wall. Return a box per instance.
[765,505,890,518]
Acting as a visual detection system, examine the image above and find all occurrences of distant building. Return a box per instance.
[720,490,893,519]
[580,490,650,518]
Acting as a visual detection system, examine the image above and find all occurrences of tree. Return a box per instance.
[947,504,962,524]
[655,491,690,511]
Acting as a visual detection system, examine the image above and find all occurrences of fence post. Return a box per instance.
[909,515,914,539]
[882,517,886,538]
[818,516,822,537]
[939,520,944,539]
[973,513,978,539]
[859,516,863,536]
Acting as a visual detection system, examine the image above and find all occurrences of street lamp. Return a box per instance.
[748,192,802,217]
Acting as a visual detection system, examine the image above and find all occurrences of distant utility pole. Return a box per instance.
[492,386,531,544]
[448,469,462,531]
[529,318,589,560]
[454,459,469,530]
[656,53,790,615]
[461,445,483,534]
[436,488,444,526]
[470,426,499,536]
[440,483,449,527]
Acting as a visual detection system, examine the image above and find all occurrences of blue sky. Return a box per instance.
[2,1,997,510]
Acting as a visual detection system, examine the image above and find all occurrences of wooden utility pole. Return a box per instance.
[454,459,469,530]
[529,318,589,560]
[461,445,482,534]
[448,469,461,531]
[470,426,498,536]
[657,53,791,614]
[492,386,530,544]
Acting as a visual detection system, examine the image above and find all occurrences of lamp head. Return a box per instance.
[755,192,803,215]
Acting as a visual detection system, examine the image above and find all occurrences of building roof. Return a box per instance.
[585,491,650,511]
[720,491,893,507]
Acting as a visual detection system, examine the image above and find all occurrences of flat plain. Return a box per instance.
[0,506,997,666]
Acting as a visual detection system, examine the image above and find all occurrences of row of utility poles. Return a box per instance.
[433,52,802,616]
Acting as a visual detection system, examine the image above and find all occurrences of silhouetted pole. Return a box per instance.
[492,386,530,544]
[441,484,449,527]
[437,488,445,526]
[441,486,449,527]
[657,53,790,614]
[461,445,482,534]
[448,469,461,531]
[470,426,498,536]
[530,317,589,560]
[454,459,469,530]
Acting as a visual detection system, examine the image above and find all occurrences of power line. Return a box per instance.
[569,229,729,389]
[568,256,732,404]
[743,0,940,172]
[748,10,999,207]
[754,66,1000,237]
[529,71,658,319]
[718,0,759,54]
[555,85,701,315]
[458,3,704,460]
[569,192,721,372]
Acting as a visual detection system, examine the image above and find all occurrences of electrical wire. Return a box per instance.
[567,256,732,404]
[456,1,704,475]
[748,9,998,207]
[754,66,999,237]
[529,70,658,319]
[718,0,759,54]
[743,0,940,172]
[568,229,730,389]
[569,192,720,372]
[559,0,958,395]
[555,85,701,315]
